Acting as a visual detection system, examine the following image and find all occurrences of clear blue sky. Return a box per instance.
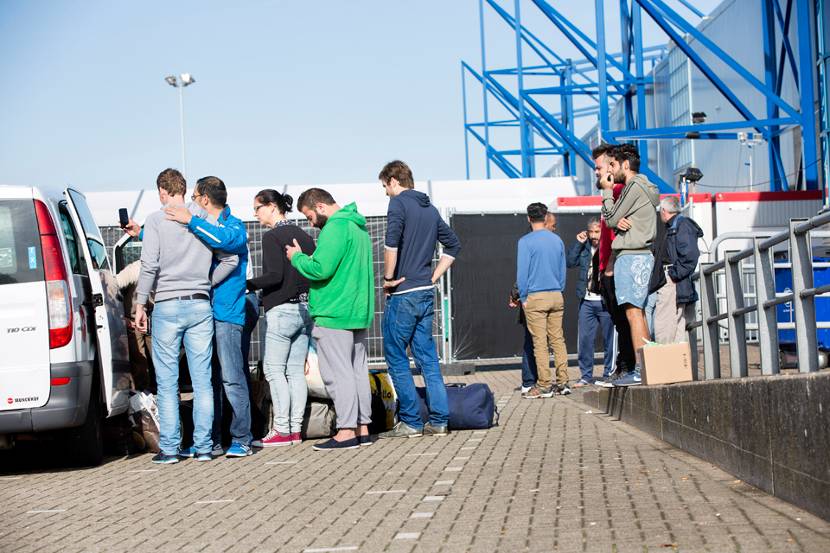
[0,1,721,191]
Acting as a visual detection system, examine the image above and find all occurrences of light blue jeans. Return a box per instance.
[151,299,214,455]
[263,303,313,434]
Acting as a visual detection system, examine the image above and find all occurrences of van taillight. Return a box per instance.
[34,200,73,349]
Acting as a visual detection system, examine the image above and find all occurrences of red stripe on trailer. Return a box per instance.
[557,192,713,207]
[663,193,713,202]
[557,196,602,206]
[714,190,822,202]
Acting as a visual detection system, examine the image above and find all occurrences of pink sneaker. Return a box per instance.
[290,432,302,445]
[252,430,294,448]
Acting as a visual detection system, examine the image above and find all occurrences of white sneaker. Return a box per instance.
[521,386,532,394]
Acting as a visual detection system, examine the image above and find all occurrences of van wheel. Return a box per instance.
[68,382,104,467]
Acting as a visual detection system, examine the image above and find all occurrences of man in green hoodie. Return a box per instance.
[285,188,374,450]
[599,144,661,387]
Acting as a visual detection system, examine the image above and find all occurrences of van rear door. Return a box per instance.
[63,188,130,416]
[0,190,51,412]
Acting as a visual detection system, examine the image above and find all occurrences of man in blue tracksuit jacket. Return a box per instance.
[165,176,253,457]
[376,161,461,439]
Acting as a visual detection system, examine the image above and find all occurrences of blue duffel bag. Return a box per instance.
[415,383,499,430]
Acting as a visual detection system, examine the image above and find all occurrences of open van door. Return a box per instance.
[63,188,130,416]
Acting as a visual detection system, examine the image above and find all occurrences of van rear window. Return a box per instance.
[0,200,45,285]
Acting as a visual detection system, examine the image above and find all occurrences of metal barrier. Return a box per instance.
[101,219,446,368]
[690,210,830,378]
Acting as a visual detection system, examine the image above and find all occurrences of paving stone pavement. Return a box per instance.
[1,369,828,553]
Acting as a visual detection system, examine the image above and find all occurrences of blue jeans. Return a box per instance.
[263,303,313,434]
[241,292,260,371]
[383,289,449,428]
[212,321,252,447]
[645,291,658,340]
[577,299,614,382]
[521,322,538,388]
[151,299,214,456]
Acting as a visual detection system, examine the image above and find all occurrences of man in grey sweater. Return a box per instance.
[134,168,237,464]
[599,144,660,387]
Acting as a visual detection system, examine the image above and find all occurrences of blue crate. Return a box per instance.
[775,257,830,349]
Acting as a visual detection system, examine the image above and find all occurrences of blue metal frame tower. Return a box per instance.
[461,0,826,194]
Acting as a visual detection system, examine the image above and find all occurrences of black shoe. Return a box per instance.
[423,422,448,436]
[557,384,572,396]
[359,434,375,446]
[312,437,360,451]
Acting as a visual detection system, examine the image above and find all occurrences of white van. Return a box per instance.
[0,185,130,466]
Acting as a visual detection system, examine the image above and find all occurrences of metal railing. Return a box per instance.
[689,210,830,378]
[697,231,830,344]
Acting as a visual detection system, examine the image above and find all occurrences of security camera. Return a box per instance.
[680,167,703,183]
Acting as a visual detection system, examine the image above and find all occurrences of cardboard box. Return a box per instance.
[637,342,693,386]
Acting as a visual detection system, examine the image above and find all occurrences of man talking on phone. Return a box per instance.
[598,144,660,387]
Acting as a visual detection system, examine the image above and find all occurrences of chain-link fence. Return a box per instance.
[100,216,444,367]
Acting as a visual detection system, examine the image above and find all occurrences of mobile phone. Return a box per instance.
[118,208,129,228]
[596,171,611,190]
[596,172,613,190]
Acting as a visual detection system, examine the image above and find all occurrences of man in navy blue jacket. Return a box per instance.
[377,161,461,439]
[566,219,614,385]
[647,196,703,343]
[165,176,253,458]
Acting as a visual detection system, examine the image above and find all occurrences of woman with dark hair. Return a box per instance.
[248,189,316,447]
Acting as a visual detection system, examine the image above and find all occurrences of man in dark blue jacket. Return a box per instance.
[647,196,703,343]
[566,219,614,385]
[377,161,461,439]
[165,176,253,458]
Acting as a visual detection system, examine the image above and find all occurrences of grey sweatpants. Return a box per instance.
[312,326,371,429]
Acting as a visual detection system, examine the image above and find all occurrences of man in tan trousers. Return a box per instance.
[517,202,569,399]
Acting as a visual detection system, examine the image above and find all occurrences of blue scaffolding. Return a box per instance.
[461,0,826,194]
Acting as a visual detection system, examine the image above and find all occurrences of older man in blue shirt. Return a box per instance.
[517,202,568,399]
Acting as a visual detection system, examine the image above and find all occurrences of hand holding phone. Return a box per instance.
[597,171,614,191]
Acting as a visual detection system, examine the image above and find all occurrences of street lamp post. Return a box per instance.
[738,131,764,192]
[165,73,196,178]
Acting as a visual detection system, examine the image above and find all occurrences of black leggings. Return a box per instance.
[600,273,635,373]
